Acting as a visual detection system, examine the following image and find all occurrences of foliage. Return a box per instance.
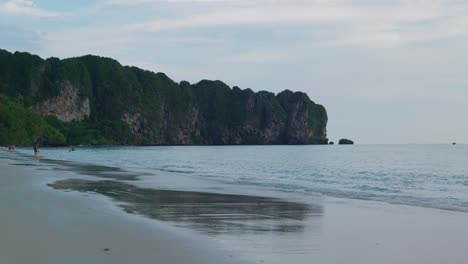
[0,95,65,146]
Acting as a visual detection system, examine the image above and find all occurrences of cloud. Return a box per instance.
[121,0,468,49]
[128,6,361,31]
[102,0,255,6]
[0,0,60,17]
[39,27,134,58]
[223,47,299,64]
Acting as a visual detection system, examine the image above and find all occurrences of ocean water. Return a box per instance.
[16,144,468,212]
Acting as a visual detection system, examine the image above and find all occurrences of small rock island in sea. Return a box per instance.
[0,49,328,146]
[339,139,354,145]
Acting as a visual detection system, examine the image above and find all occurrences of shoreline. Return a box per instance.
[0,151,246,264]
[12,145,468,214]
[3,148,468,263]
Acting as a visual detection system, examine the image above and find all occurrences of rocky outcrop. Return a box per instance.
[339,139,354,145]
[122,112,152,138]
[34,81,90,122]
[278,90,328,145]
[119,86,328,145]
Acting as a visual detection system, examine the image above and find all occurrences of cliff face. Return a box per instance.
[34,81,90,122]
[0,49,328,145]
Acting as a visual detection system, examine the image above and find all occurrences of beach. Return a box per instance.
[2,147,468,264]
[0,150,244,264]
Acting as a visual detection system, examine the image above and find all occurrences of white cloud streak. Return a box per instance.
[121,0,468,49]
[103,0,274,6]
[0,0,60,17]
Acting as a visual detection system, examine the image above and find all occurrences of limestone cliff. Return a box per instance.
[118,84,328,145]
[0,49,328,145]
[34,81,90,122]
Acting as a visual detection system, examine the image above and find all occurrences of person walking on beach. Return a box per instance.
[33,144,40,160]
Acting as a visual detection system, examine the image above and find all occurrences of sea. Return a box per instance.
[16,144,468,212]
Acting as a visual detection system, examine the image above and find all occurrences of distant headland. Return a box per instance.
[0,49,328,146]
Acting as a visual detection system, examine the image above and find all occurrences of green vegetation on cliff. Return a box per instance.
[0,95,65,146]
[0,49,328,146]
[43,117,131,146]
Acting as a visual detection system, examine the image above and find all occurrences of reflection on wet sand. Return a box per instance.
[49,179,322,235]
[43,159,145,180]
[8,151,144,180]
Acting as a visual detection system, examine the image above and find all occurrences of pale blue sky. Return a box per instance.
[1,0,467,144]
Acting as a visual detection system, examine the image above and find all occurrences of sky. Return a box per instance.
[1,0,467,144]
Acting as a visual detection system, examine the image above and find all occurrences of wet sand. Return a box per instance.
[49,178,321,235]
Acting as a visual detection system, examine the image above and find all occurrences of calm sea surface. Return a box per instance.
[16,144,468,212]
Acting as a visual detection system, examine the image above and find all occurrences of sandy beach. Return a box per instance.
[0,150,245,264]
[2,148,468,264]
